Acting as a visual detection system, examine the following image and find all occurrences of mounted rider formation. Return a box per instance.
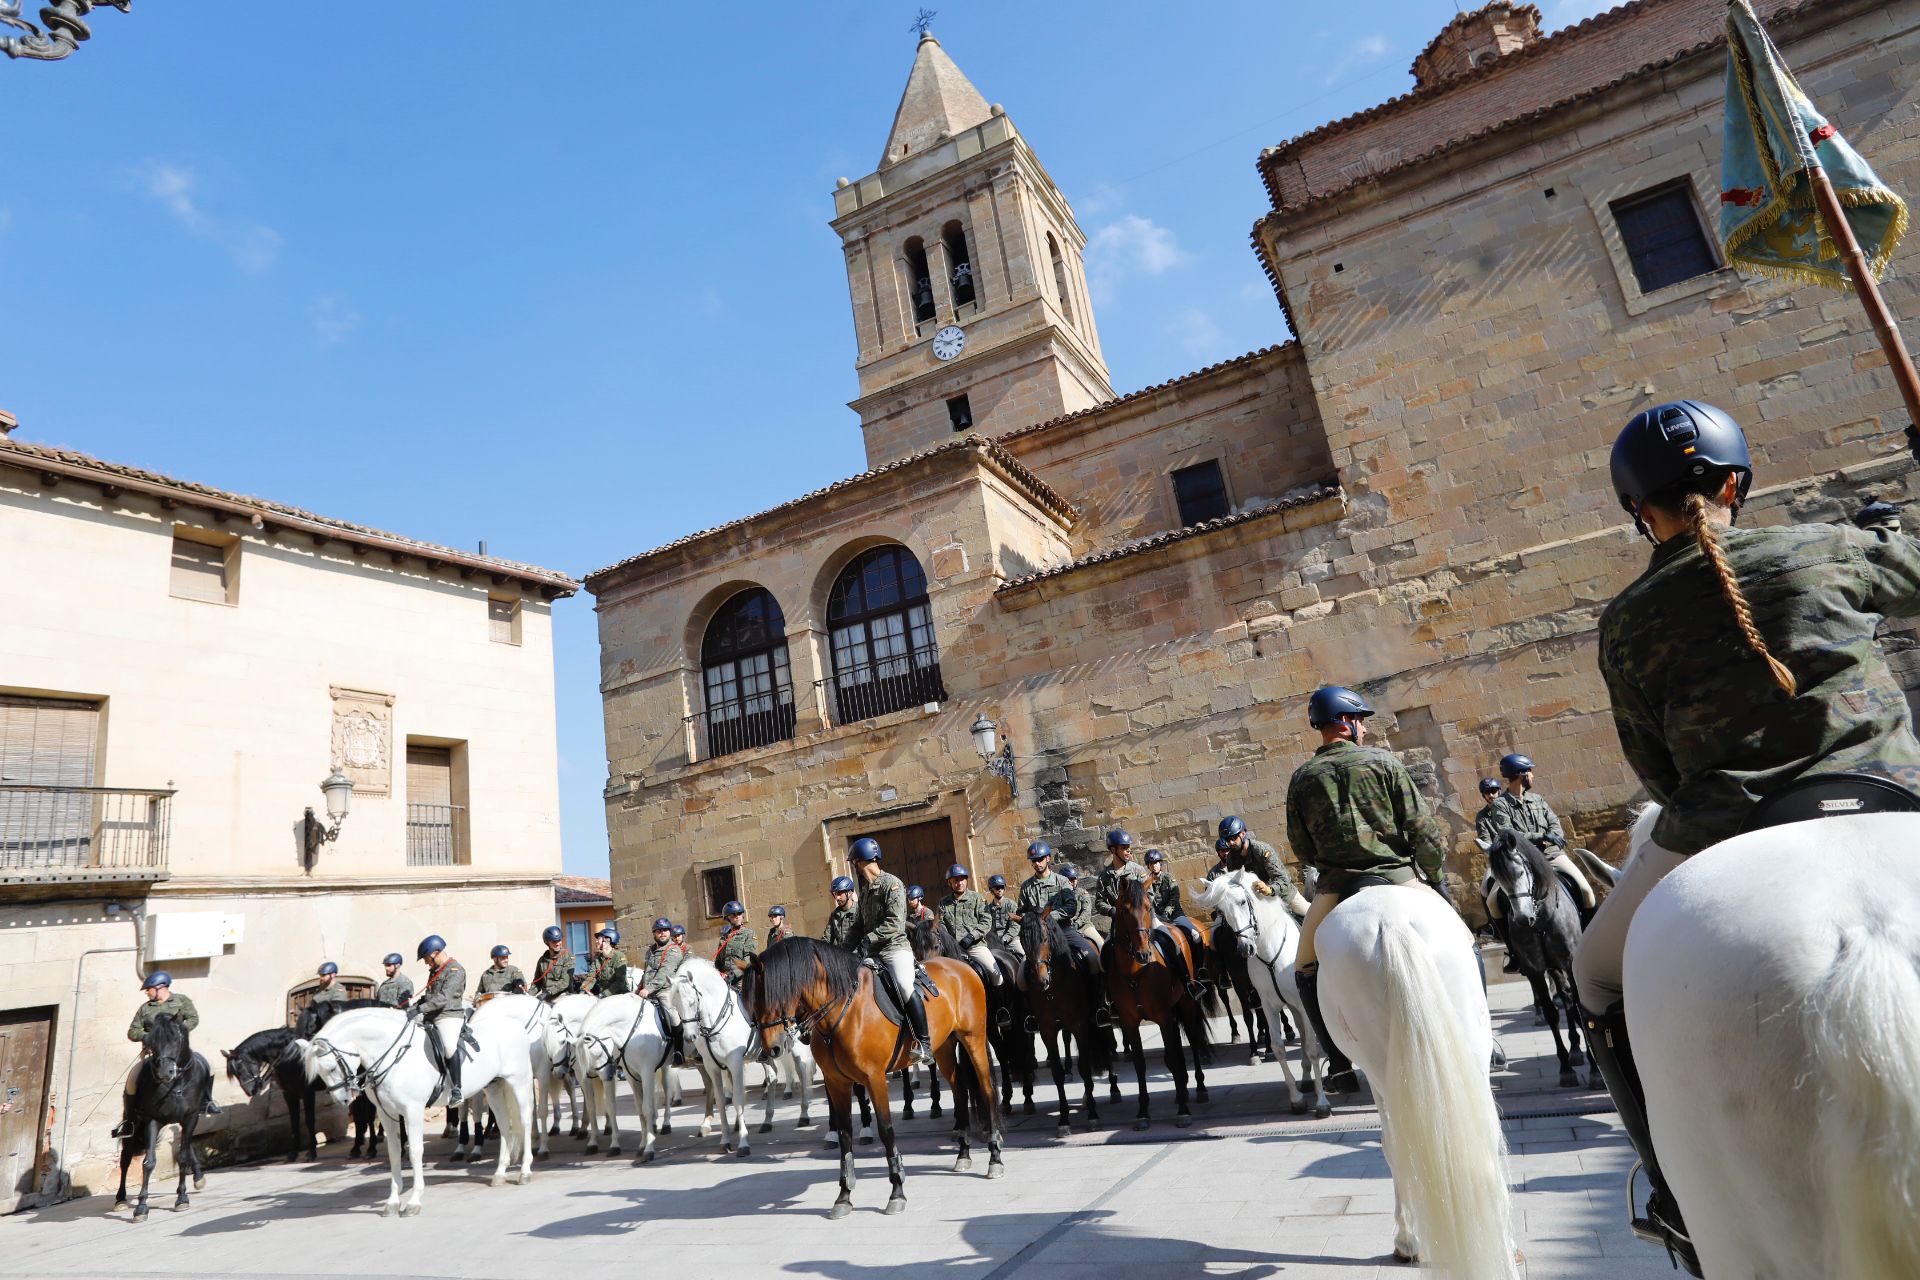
[8,2,1920,1277]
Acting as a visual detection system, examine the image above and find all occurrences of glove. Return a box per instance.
[1854,499,1902,531]
[1251,879,1275,898]
[1544,834,1567,850]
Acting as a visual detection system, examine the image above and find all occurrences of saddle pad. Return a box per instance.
[862,961,938,1027]
[1150,929,1184,970]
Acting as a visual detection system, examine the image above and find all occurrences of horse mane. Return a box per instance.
[747,937,862,1018]
[227,1026,297,1075]
[144,1011,191,1061]
[1018,910,1081,975]
[298,997,383,1038]
[910,914,964,962]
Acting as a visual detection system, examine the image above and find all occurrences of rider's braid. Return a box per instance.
[1682,490,1797,697]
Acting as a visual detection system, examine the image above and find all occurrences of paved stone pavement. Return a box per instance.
[3,978,1683,1278]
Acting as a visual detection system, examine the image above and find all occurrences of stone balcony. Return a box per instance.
[0,783,173,901]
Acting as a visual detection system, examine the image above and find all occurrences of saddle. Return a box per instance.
[421,1009,480,1093]
[862,959,937,1028]
[1751,771,1920,828]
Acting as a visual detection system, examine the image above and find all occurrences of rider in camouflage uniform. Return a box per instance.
[112,972,216,1138]
[1017,842,1099,977]
[937,863,999,985]
[585,927,630,996]
[714,903,757,988]
[408,936,470,1106]
[1061,864,1101,951]
[375,953,414,1007]
[1576,402,1920,1272]
[765,905,792,947]
[984,874,1020,955]
[822,875,859,948]
[1144,849,1204,955]
[638,917,687,1064]
[477,944,525,996]
[309,961,348,1007]
[846,837,933,1067]
[1287,686,1449,1098]
[1091,829,1148,937]
[1481,754,1596,918]
[1217,816,1310,918]
[532,925,576,1001]
[1470,777,1523,972]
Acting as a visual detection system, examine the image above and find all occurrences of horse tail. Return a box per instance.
[1373,918,1516,1280]
[1571,846,1619,888]
[1803,924,1920,1278]
[952,1036,992,1138]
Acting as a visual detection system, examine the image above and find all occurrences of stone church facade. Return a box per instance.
[591,0,1920,943]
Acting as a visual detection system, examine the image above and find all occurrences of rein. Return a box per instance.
[681,973,740,1053]
[311,1016,417,1110]
[1230,879,1286,970]
[581,998,651,1078]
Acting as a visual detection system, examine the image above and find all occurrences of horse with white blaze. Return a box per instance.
[669,957,756,1156]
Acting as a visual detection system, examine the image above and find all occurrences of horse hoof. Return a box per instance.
[1315,1101,1332,1119]
[736,1146,751,1159]
[1132,1117,1150,1132]
[660,1122,674,1134]
[174,1199,190,1212]
[884,1198,906,1216]
[284,1152,299,1165]
[637,1151,653,1165]
[1570,1047,1586,1067]
[490,1174,507,1187]
[401,1203,422,1218]
[903,1109,916,1121]
[1559,1071,1580,1089]
[131,1208,149,1222]
[192,1176,205,1192]
[987,1160,1005,1180]
[1392,1246,1417,1264]
[828,1201,852,1220]
[796,1118,812,1129]
[1195,1088,1209,1104]
[518,1170,531,1185]
[953,1157,972,1173]
[1175,1114,1192,1129]
[783,1088,794,1099]
[1023,1100,1036,1116]
[860,1134,874,1146]
[1055,1124,1071,1139]
[758,1122,773,1135]
[584,1143,599,1155]
[1290,1098,1308,1115]
[931,1104,944,1119]
[381,1202,398,1218]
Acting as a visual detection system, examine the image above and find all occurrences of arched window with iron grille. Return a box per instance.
[825,547,945,725]
[698,588,796,758]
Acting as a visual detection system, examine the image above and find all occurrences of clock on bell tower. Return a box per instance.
[831,28,1114,468]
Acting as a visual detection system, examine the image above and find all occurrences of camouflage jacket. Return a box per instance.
[1484,791,1566,848]
[477,963,525,995]
[765,922,792,947]
[1069,887,1097,932]
[128,993,199,1042]
[309,983,349,1006]
[1016,870,1077,920]
[851,872,907,954]
[1285,740,1447,880]
[937,889,992,947]
[1091,861,1148,930]
[1148,873,1185,921]
[822,904,858,949]
[1225,837,1300,902]
[715,925,758,981]
[375,974,415,1007]
[985,895,1019,946]
[639,940,683,996]
[531,948,576,1000]
[414,959,468,1018]
[1473,802,1503,847]
[585,950,630,997]
[1602,522,1920,856]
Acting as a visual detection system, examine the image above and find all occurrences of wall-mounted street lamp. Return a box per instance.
[1,1,129,61]
[302,769,354,871]
[970,714,1018,801]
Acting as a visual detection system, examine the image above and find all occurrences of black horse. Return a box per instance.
[115,1012,212,1220]
[909,913,1036,1116]
[1210,918,1276,1061]
[223,1026,382,1162]
[1485,827,1593,1088]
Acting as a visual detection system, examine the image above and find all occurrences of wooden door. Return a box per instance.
[849,818,955,899]
[0,1007,54,1208]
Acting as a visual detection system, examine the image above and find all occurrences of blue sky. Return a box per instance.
[3,1,1615,875]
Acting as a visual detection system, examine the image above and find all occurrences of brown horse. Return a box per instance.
[745,938,1004,1218]
[1107,877,1211,1129]
[1019,910,1111,1137]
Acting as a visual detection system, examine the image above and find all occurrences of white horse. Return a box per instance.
[759,1026,816,1135]
[537,992,593,1139]
[668,959,755,1157]
[1617,804,1920,1279]
[462,994,565,1160]
[1317,882,1516,1276]
[576,993,671,1163]
[1189,870,1330,1118]
[297,1004,535,1217]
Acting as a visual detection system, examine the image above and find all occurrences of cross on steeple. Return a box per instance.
[910,8,938,38]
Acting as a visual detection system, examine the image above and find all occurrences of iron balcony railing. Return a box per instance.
[0,784,173,874]
[685,697,797,762]
[406,803,465,867]
[817,645,947,727]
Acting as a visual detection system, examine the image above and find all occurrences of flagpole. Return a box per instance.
[1806,161,1920,438]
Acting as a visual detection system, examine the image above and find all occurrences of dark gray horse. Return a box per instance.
[115,1012,211,1220]
[223,1025,382,1161]
[1485,827,1593,1088]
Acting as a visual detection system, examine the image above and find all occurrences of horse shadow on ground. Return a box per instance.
[519,1167,832,1236]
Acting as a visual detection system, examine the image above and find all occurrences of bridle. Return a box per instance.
[748,959,858,1049]
[1226,875,1285,970]
[309,1018,415,1110]
[579,998,651,1080]
[677,969,741,1055]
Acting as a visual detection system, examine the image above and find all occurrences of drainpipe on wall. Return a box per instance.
[43,901,145,1202]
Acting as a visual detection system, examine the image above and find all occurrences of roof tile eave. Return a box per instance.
[993,343,1300,448]
[1,437,579,592]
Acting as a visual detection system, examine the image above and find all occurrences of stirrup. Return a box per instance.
[1627,1163,1704,1277]
[1323,1067,1361,1095]
[110,1121,134,1139]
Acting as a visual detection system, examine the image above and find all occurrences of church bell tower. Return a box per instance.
[832,29,1113,467]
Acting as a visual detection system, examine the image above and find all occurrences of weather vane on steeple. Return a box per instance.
[910,8,937,38]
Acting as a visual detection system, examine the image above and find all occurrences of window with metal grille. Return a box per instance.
[405,743,465,866]
[826,545,945,725]
[1611,182,1717,294]
[1172,460,1231,527]
[169,533,232,604]
[488,596,520,645]
[701,865,738,919]
[697,588,795,758]
[0,695,101,868]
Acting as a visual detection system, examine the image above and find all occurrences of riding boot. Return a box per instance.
[204,1099,222,1116]
[904,992,934,1068]
[110,1092,136,1140]
[1583,1003,1703,1278]
[447,1055,464,1108]
[1295,969,1360,1094]
[669,1021,686,1068]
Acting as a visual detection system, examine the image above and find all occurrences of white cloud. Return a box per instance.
[1168,307,1222,358]
[1322,31,1391,86]
[1078,182,1126,218]
[138,161,280,273]
[1086,214,1190,301]
[309,295,360,347]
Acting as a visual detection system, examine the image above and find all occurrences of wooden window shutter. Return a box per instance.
[406,746,452,806]
[488,598,517,644]
[170,535,229,604]
[0,695,100,786]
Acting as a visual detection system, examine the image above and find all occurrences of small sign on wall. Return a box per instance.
[330,685,395,797]
[148,911,238,960]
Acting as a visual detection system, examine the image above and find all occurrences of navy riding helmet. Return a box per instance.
[670,925,686,940]
[830,875,856,893]
[1106,829,1132,849]
[850,837,883,864]
[143,971,172,989]
[1611,400,1753,536]
[595,926,620,946]
[1308,685,1374,728]
[1215,837,1232,854]
[383,952,405,967]
[1499,753,1535,780]
[987,874,1007,889]
[907,885,925,901]
[652,916,672,932]
[1026,840,1053,863]
[416,935,446,960]
[721,901,745,918]
[946,863,969,880]
[1060,864,1079,882]
[1478,777,1501,797]
[317,961,338,976]
[542,925,564,944]
[1144,849,1166,865]
[1218,815,1247,841]
[490,945,511,959]
[768,905,786,917]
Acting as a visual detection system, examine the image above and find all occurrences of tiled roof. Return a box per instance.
[993,344,1298,447]
[554,874,613,905]
[1,435,578,594]
[997,479,1342,592]
[584,435,1076,590]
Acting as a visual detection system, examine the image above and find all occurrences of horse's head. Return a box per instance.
[744,938,844,1061]
[1487,829,1545,927]
[1019,911,1052,992]
[221,1044,272,1098]
[145,1012,190,1084]
[295,1036,359,1107]
[1191,872,1255,955]
[1117,877,1155,964]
